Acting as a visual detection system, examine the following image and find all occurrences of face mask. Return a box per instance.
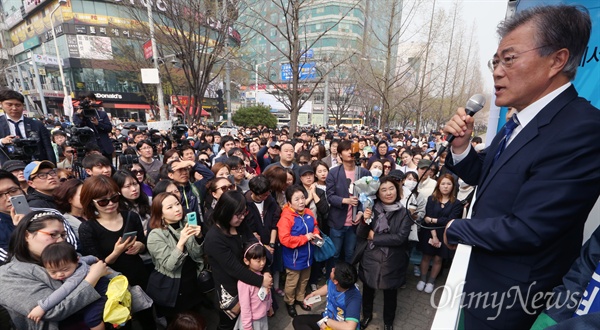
[404,180,417,191]
[370,168,382,179]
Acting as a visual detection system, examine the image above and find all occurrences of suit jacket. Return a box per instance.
[0,116,56,164]
[446,86,600,329]
[73,110,114,156]
[325,164,370,230]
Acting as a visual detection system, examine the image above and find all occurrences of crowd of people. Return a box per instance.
[0,4,599,330]
[0,84,472,330]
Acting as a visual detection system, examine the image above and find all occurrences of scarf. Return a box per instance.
[369,201,403,257]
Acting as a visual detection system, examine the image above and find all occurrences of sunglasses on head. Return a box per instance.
[93,193,120,207]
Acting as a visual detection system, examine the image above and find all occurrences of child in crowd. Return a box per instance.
[27,242,112,330]
[237,242,273,330]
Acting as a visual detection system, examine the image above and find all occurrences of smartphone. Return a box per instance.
[312,237,324,247]
[305,295,322,305]
[10,195,31,215]
[186,212,198,226]
[122,231,137,241]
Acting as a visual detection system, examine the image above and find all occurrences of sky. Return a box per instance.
[437,0,510,92]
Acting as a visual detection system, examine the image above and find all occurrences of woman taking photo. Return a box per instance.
[0,211,108,329]
[417,174,463,294]
[357,176,413,330]
[204,191,273,330]
[147,192,204,323]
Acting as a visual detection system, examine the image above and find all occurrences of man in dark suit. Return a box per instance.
[443,5,600,329]
[0,90,56,165]
[73,92,114,160]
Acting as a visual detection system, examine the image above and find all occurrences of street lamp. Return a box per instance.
[50,0,68,108]
[254,60,272,105]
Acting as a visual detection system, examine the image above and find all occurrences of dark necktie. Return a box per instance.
[493,114,520,164]
[8,119,23,139]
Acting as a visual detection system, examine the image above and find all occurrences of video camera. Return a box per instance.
[12,138,39,159]
[78,98,101,118]
[118,154,139,166]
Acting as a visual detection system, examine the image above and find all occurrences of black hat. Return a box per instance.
[388,169,405,181]
[298,164,314,177]
[2,160,26,173]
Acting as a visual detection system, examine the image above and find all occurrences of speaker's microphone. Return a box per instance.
[446,94,486,144]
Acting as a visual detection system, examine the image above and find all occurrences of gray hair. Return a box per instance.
[497,5,591,80]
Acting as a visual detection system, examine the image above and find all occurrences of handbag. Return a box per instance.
[216,284,240,320]
[145,270,180,308]
[197,268,215,293]
[313,230,336,262]
[166,228,214,293]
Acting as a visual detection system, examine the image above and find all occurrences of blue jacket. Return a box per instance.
[277,206,318,271]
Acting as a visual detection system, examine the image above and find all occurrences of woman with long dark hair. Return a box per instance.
[417,174,462,294]
[204,191,273,330]
[113,170,151,232]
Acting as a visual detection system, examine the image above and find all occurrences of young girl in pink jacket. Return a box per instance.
[237,242,273,330]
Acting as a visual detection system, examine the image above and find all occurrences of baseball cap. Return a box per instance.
[298,164,314,177]
[268,141,280,149]
[417,159,432,169]
[24,160,56,181]
[2,160,26,173]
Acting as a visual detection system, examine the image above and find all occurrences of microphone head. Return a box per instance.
[465,94,486,115]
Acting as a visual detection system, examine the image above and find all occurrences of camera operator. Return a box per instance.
[0,90,56,165]
[73,92,114,160]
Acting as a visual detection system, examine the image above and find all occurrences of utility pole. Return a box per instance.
[147,1,167,121]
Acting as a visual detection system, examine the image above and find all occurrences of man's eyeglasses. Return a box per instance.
[216,184,235,193]
[0,187,22,199]
[231,167,245,172]
[32,170,58,180]
[488,45,547,72]
[65,150,76,154]
[93,193,120,207]
[298,161,309,165]
[37,230,67,240]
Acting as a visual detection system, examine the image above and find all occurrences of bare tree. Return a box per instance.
[123,0,238,123]
[356,0,426,130]
[238,0,360,133]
